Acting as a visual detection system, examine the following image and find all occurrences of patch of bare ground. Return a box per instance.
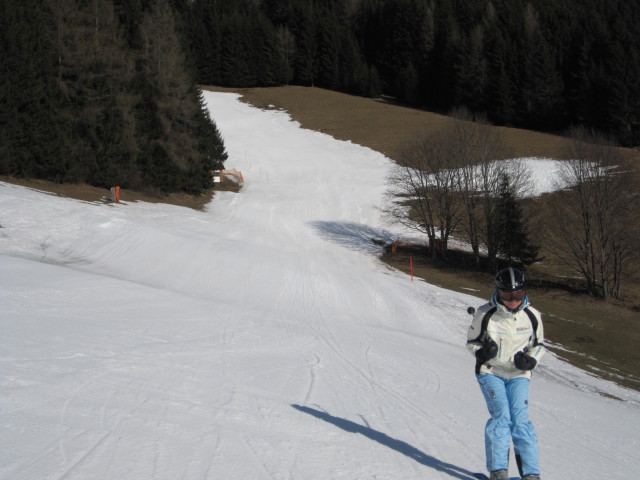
[0,176,240,210]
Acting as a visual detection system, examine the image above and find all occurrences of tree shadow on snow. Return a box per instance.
[291,404,480,480]
[308,220,396,254]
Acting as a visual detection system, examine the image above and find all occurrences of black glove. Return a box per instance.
[475,338,498,364]
[514,351,537,371]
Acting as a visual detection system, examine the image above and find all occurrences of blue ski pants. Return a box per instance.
[476,374,540,476]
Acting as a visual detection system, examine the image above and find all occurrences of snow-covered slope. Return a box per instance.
[1,92,639,480]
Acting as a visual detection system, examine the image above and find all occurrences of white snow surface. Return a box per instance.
[1,91,639,480]
[512,157,570,196]
[425,157,571,198]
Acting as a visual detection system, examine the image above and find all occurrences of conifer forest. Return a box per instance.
[1,0,228,194]
[1,0,639,193]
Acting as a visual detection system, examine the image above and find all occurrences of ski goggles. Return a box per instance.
[499,290,526,302]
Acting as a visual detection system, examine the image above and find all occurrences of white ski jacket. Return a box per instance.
[466,292,545,380]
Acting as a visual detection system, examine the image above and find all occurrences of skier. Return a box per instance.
[466,267,545,480]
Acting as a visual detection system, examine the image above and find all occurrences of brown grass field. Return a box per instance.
[207,85,574,161]
[4,85,639,394]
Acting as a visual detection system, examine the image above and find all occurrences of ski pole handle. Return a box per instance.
[467,306,476,315]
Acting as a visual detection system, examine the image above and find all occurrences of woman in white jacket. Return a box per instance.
[467,268,545,480]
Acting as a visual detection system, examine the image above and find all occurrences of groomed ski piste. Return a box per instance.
[1,91,639,480]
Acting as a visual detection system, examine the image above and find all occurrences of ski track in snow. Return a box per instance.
[1,91,640,480]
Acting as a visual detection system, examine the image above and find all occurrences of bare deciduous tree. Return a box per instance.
[385,131,461,258]
[449,108,529,268]
[386,107,536,268]
[550,127,639,299]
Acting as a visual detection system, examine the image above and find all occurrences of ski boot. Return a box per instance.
[489,470,509,480]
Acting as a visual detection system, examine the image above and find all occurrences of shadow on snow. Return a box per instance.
[291,404,481,480]
[308,220,396,254]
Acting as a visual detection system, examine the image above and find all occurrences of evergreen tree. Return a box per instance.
[605,34,640,146]
[188,0,222,85]
[354,0,433,103]
[495,174,540,266]
[2,0,227,194]
[424,0,459,110]
[454,25,487,112]
[564,37,592,126]
[290,1,317,86]
[0,0,67,180]
[516,3,565,129]
[315,2,343,89]
[485,28,515,124]
[261,0,291,25]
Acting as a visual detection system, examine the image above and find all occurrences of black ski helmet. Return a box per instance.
[495,267,526,291]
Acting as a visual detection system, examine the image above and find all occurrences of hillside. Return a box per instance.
[4,85,639,391]
[205,86,572,161]
[2,91,639,480]
[203,86,640,392]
